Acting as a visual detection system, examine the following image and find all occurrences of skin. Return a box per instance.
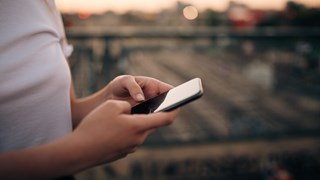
[0,75,180,179]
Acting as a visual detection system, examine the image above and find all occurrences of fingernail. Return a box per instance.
[136,94,145,101]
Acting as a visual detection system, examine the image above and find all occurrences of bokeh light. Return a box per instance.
[183,5,198,20]
[78,12,91,19]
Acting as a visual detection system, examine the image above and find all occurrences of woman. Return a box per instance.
[0,0,179,179]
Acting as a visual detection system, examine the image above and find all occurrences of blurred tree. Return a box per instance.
[257,1,320,27]
[285,1,320,26]
[120,11,140,24]
[201,9,225,26]
[256,12,281,27]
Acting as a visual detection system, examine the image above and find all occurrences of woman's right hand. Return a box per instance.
[71,99,179,167]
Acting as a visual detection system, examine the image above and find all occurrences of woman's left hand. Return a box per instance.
[105,75,173,106]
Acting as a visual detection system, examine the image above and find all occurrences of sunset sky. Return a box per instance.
[56,0,320,14]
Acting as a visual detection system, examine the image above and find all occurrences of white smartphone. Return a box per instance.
[131,78,204,114]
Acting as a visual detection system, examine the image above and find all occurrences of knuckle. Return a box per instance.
[105,100,118,107]
[118,75,134,82]
[105,100,128,111]
[129,122,142,133]
[166,119,173,126]
[164,117,174,126]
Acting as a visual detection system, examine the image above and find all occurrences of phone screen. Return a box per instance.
[131,78,203,114]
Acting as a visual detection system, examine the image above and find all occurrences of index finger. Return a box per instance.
[135,76,173,97]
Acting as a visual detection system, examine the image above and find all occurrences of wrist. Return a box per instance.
[101,82,114,101]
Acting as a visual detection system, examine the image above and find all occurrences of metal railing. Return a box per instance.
[66,26,320,145]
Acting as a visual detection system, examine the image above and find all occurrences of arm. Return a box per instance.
[0,100,179,179]
[0,75,179,179]
[0,133,88,179]
[70,84,106,128]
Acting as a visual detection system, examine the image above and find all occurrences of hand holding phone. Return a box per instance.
[131,78,204,114]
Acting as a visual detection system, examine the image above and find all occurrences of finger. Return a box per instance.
[135,76,173,94]
[156,81,174,94]
[125,129,155,149]
[145,129,156,136]
[122,76,145,102]
[125,146,139,154]
[137,129,156,144]
[104,100,132,114]
[132,109,180,131]
[104,152,128,164]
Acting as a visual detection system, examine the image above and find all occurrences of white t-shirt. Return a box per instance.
[0,0,73,152]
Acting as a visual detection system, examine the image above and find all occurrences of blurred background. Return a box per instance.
[57,0,320,179]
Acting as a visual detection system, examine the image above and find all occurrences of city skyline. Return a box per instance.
[56,0,320,14]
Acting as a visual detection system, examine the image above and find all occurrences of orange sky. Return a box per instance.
[56,0,320,14]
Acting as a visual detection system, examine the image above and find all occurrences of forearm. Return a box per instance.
[71,85,111,127]
[0,134,92,179]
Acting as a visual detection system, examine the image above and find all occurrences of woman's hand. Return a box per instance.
[71,75,173,127]
[105,75,173,106]
[70,75,180,170]
[0,99,180,179]
[71,75,180,166]
[72,99,180,166]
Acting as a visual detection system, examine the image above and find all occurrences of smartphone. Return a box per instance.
[131,78,204,114]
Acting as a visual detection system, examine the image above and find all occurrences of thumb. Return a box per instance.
[100,100,132,115]
[134,109,180,131]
